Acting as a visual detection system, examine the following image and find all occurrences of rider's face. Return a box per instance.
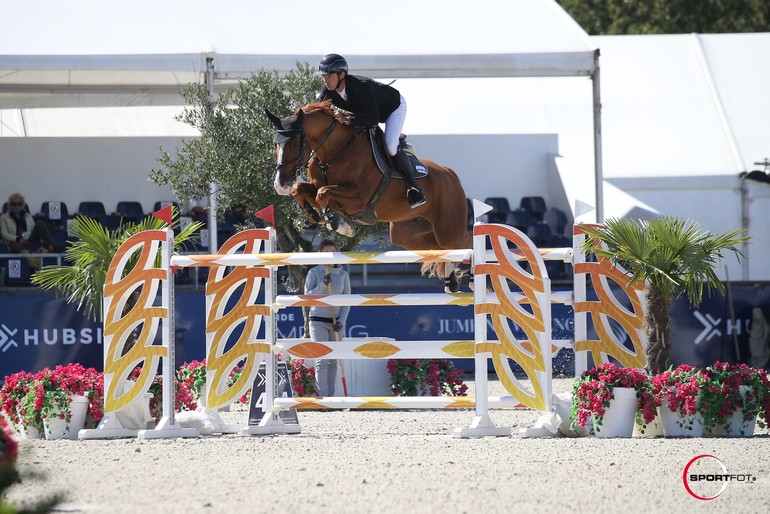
[322,72,344,92]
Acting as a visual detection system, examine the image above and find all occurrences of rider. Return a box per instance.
[317,53,426,209]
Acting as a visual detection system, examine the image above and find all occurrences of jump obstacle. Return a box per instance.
[79,201,647,440]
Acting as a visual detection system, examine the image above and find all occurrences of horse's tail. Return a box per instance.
[420,262,442,279]
[420,261,469,281]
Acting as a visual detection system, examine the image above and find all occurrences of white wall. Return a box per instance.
[1,134,564,219]
[0,137,177,215]
[608,175,768,281]
[410,133,565,213]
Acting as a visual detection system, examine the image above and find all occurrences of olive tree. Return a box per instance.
[150,62,386,291]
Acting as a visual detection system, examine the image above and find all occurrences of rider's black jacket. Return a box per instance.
[319,75,400,127]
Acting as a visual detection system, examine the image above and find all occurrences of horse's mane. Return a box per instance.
[295,100,334,116]
[295,100,352,117]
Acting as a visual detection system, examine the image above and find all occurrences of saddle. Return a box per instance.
[370,128,429,180]
[351,128,428,225]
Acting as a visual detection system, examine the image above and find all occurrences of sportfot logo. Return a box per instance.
[682,454,757,500]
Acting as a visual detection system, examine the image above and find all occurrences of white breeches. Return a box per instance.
[384,95,407,156]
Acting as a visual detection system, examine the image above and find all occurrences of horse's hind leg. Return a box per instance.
[390,218,437,250]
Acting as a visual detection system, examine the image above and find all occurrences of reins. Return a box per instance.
[303,115,366,177]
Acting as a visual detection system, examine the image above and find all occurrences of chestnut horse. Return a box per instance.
[265,100,471,291]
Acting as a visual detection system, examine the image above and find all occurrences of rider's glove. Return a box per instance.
[333,321,343,333]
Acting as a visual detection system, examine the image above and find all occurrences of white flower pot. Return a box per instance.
[18,422,43,440]
[633,407,664,437]
[593,387,637,438]
[15,406,44,439]
[660,394,704,437]
[43,394,89,440]
[705,386,757,437]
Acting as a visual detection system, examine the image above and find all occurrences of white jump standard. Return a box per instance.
[81,202,646,439]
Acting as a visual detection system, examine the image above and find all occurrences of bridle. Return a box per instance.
[279,113,366,181]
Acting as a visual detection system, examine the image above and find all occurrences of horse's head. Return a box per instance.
[265,108,308,195]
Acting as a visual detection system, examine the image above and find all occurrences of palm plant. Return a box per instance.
[580,216,749,374]
[31,212,203,322]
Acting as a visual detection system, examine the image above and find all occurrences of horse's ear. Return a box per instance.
[295,110,304,125]
[264,108,283,130]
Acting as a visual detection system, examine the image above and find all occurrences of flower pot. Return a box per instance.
[707,411,757,437]
[44,394,89,440]
[633,407,664,437]
[15,406,44,439]
[660,399,704,437]
[593,387,637,438]
[705,386,757,437]
[115,389,154,430]
[18,422,43,440]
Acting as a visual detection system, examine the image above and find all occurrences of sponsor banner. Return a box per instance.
[2,284,768,381]
[670,285,770,368]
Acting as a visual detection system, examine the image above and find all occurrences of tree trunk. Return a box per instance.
[645,284,673,375]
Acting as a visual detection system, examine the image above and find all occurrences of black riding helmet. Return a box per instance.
[318,53,348,75]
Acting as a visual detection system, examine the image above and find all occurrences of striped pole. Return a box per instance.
[170,248,473,268]
[274,291,573,308]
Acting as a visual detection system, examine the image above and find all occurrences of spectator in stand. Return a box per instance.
[1,193,55,256]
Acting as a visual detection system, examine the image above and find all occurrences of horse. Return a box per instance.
[265,100,472,291]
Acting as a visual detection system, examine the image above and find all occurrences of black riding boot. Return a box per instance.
[393,150,426,208]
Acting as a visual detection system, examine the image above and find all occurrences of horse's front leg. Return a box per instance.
[316,184,358,237]
[291,182,322,225]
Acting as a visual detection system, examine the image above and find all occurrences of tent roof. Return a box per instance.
[0,0,596,108]
[595,32,770,179]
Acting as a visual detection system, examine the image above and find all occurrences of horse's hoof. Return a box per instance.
[325,217,339,232]
[336,220,355,237]
[444,273,459,293]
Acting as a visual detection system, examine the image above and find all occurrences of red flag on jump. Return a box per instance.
[152,205,174,226]
[255,205,275,225]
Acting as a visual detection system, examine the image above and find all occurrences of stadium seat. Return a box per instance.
[543,207,568,236]
[2,256,33,286]
[520,196,547,222]
[115,201,145,224]
[505,208,532,233]
[482,196,511,224]
[78,201,107,219]
[39,201,69,229]
[526,221,554,247]
[97,214,124,232]
[153,201,180,214]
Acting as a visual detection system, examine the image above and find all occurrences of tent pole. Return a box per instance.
[591,50,604,223]
[205,57,219,252]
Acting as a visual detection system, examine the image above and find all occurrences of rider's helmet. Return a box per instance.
[318,54,349,75]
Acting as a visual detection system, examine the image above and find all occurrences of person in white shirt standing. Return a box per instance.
[304,239,350,396]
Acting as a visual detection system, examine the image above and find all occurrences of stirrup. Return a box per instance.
[407,187,426,209]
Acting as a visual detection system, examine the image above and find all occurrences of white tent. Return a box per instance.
[1,0,597,106]
[1,0,604,230]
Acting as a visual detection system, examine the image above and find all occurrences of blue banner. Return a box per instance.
[2,284,768,381]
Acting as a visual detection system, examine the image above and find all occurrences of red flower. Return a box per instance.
[0,417,18,464]
[571,362,657,431]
